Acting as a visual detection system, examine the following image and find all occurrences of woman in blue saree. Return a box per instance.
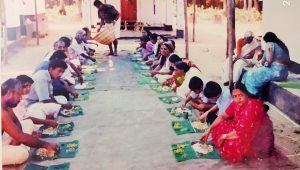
[242,32,290,96]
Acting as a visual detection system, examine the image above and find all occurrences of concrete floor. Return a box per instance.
[4,52,299,170]
[2,5,300,170]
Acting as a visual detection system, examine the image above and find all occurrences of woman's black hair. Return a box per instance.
[1,78,22,96]
[155,44,161,58]
[170,40,176,50]
[16,75,34,84]
[230,81,251,96]
[175,61,190,73]
[169,54,182,63]
[203,81,222,98]
[82,27,90,33]
[59,36,72,47]
[144,29,152,37]
[140,35,150,42]
[48,59,68,70]
[263,32,289,56]
[188,76,203,91]
[150,33,158,41]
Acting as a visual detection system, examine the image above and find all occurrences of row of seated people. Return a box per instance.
[135,30,290,163]
[2,27,100,166]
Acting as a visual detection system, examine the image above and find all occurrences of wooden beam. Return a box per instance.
[227,0,235,85]
[184,0,189,59]
[34,0,39,45]
[192,0,196,42]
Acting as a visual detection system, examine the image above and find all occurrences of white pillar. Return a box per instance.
[4,0,21,40]
[176,0,185,38]
[165,0,173,25]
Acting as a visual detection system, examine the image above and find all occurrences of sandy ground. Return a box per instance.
[2,5,300,170]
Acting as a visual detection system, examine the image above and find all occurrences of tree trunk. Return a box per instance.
[227,0,236,85]
[248,0,253,9]
[192,0,196,42]
[184,0,189,59]
[243,0,247,9]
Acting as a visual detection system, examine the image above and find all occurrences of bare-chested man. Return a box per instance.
[2,78,59,165]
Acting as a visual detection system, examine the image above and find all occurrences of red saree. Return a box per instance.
[211,99,274,163]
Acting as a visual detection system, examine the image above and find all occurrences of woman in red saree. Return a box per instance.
[200,83,274,163]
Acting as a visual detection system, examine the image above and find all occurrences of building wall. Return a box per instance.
[263,0,300,63]
[137,0,173,25]
[19,0,46,15]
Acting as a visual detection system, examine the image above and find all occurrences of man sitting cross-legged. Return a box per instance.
[13,75,58,130]
[2,78,59,166]
[25,60,73,120]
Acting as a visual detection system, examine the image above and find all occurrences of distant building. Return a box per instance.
[4,0,47,41]
[83,0,185,38]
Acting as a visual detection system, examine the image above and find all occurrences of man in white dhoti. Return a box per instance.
[25,60,73,120]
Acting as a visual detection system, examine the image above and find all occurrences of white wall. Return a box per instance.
[137,0,171,25]
[263,0,300,63]
[4,0,20,27]
[19,0,46,15]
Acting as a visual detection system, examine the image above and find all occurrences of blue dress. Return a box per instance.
[242,43,289,95]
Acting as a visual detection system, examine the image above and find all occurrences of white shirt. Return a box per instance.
[190,91,208,103]
[13,97,29,121]
[153,42,159,56]
[216,88,232,114]
[69,42,87,60]
[26,70,53,105]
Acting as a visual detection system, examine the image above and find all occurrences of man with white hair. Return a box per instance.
[69,30,96,65]
[222,31,261,85]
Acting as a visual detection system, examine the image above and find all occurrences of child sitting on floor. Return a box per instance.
[199,81,232,124]
[135,36,150,57]
[181,76,214,111]
[162,61,190,92]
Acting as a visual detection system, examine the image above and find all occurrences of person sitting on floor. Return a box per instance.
[181,76,213,112]
[82,27,98,55]
[143,33,158,61]
[241,32,290,98]
[199,81,232,124]
[153,54,182,84]
[69,30,96,64]
[25,60,73,121]
[2,79,59,166]
[200,82,275,163]
[43,38,84,84]
[162,61,191,92]
[136,35,150,57]
[222,31,261,86]
[33,50,79,100]
[14,75,58,130]
[150,41,175,77]
[148,34,168,67]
